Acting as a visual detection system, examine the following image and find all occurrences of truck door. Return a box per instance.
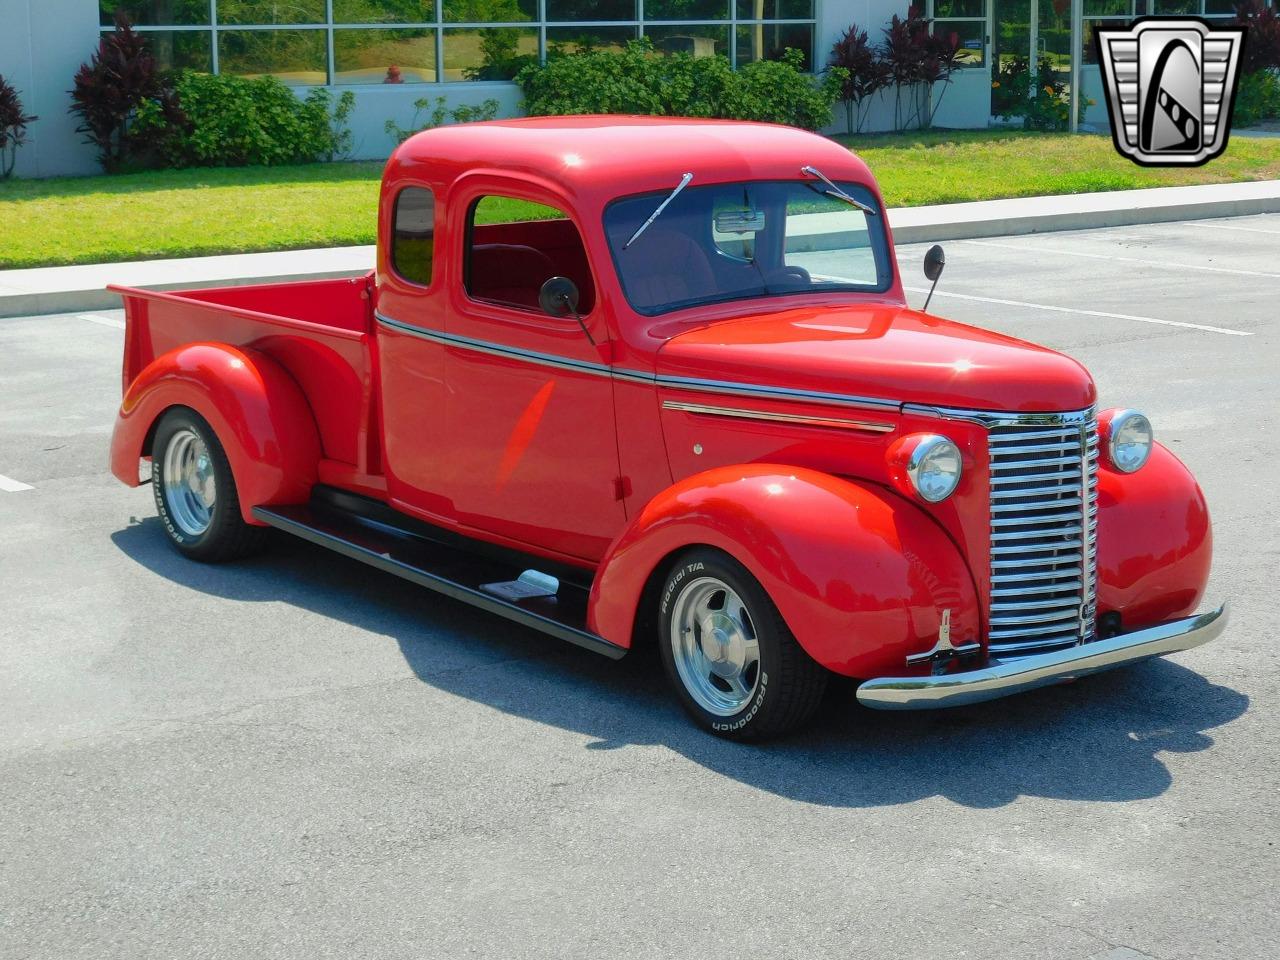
[438,185,625,563]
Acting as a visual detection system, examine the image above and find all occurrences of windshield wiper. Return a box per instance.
[799,165,877,216]
[624,172,693,249]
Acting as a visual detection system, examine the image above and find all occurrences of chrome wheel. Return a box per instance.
[669,576,761,717]
[161,427,216,537]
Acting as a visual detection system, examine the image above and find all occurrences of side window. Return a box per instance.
[466,195,596,314]
[392,187,434,286]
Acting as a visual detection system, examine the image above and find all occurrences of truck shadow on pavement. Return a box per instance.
[113,520,1249,810]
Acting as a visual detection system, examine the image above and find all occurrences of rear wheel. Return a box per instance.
[151,408,268,562]
[658,549,827,740]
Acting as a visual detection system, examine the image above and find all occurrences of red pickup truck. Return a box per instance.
[109,117,1225,739]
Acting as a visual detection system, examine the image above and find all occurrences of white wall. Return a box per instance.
[342,82,524,162]
[0,0,102,178]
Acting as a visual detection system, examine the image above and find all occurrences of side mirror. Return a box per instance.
[539,276,580,319]
[923,244,946,282]
[921,244,946,313]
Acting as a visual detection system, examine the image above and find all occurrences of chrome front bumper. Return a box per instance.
[856,605,1228,711]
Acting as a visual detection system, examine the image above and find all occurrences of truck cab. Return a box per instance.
[109,117,1224,740]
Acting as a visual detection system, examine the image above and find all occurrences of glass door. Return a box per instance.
[991,0,1074,124]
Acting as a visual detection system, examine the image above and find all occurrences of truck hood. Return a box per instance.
[653,304,1096,413]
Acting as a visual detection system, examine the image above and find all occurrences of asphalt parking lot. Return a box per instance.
[2,214,1277,960]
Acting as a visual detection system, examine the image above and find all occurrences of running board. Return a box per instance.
[252,502,626,660]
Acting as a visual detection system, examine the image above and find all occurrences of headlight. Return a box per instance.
[906,434,963,502]
[1103,409,1153,473]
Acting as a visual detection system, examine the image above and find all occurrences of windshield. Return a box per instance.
[604,179,893,316]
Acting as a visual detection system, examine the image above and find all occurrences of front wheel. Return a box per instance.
[151,408,268,563]
[658,549,828,741]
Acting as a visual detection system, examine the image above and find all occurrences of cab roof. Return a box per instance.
[385,116,879,206]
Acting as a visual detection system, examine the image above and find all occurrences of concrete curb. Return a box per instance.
[3,180,1279,319]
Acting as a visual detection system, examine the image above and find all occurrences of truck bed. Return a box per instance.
[111,274,378,479]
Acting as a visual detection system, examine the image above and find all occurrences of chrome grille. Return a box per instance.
[985,410,1099,657]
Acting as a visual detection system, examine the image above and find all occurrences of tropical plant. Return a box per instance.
[829,26,891,134]
[0,73,38,179]
[881,6,962,131]
[69,12,183,172]
[991,55,1071,131]
[1233,68,1280,125]
[384,96,502,145]
[1232,0,1280,75]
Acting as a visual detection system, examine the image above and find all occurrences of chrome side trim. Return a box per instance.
[661,400,896,434]
[376,312,614,379]
[376,311,904,412]
[856,605,1228,710]
[905,403,1096,427]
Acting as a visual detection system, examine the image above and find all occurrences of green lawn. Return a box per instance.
[4,129,1279,269]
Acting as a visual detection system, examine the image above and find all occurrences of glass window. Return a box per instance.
[443,27,537,80]
[333,0,437,24]
[546,0,636,21]
[735,22,812,70]
[1204,0,1237,12]
[647,25,730,59]
[645,0,729,19]
[216,0,327,25]
[932,0,985,15]
[443,0,537,22]
[467,195,595,313]
[547,26,638,56]
[99,1,210,26]
[392,187,435,286]
[934,21,986,68]
[335,29,437,84]
[735,0,813,17]
[604,180,891,317]
[218,30,328,84]
[1151,0,1195,11]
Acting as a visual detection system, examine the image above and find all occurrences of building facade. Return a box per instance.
[0,0,1247,178]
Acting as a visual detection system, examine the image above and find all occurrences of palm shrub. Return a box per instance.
[69,12,183,171]
[0,73,38,179]
[882,6,962,131]
[829,26,891,134]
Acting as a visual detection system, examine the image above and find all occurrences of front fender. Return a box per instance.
[1096,442,1212,628]
[110,342,321,524]
[588,464,981,678]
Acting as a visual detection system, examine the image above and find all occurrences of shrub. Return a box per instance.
[135,71,355,167]
[882,6,962,131]
[829,26,891,134]
[384,96,501,145]
[0,73,38,179]
[515,39,844,131]
[69,13,183,172]
[1232,0,1280,75]
[1233,69,1280,126]
[992,55,1070,131]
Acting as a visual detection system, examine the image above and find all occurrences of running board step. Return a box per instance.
[252,503,626,660]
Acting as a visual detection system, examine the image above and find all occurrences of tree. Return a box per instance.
[0,73,38,179]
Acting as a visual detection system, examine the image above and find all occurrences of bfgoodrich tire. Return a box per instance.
[658,548,828,741]
[151,407,268,563]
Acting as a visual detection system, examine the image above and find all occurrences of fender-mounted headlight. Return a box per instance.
[904,434,964,503]
[1101,408,1153,474]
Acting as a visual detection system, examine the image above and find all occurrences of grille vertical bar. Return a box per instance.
[984,410,1099,657]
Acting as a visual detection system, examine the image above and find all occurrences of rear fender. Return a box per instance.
[110,342,321,524]
[588,464,981,678]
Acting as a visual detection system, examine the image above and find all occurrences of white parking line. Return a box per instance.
[960,238,1280,279]
[0,474,34,492]
[78,314,125,329]
[903,286,1252,337]
[1196,220,1280,236]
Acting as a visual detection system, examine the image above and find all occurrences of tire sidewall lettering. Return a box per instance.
[711,671,768,732]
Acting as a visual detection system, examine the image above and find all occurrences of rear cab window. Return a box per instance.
[465,195,596,314]
[392,187,435,286]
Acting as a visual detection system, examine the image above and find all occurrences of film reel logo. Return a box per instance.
[1096,18,1246,167]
